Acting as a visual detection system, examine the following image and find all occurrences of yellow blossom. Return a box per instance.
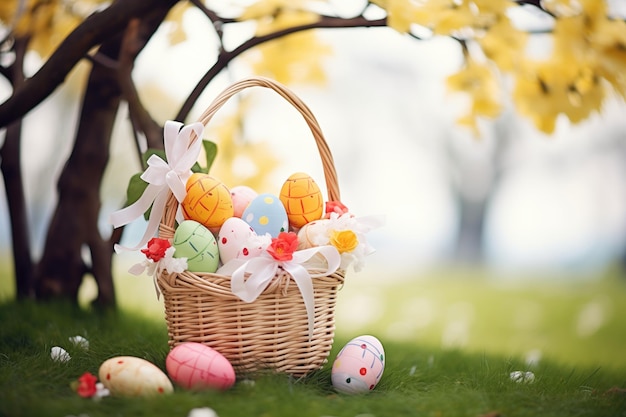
[330,230,359,254]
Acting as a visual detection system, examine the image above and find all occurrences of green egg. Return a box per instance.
[173,220,219,273]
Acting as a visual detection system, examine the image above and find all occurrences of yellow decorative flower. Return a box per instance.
[329,230,358,254]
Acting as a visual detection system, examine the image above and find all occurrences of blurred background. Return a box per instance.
[1,1,626,369]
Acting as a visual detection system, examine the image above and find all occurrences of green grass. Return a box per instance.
[0,300,625,417]
[2,260,626,416]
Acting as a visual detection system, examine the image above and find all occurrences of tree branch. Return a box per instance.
[0,0,180,128]
[117,19,163,154]
[176,14,387,121]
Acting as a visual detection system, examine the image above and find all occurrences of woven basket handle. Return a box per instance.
[195,76,340,203]
[159,77,341,238]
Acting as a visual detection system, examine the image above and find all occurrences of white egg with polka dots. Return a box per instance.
[218,217,269,264]
[241,193,289,238]
[331,335,385,394]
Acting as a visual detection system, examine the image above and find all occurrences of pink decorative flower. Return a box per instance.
[325,201,349,217]
[266,232,299,261]
[76,372,98,398]
[141,238,171,262]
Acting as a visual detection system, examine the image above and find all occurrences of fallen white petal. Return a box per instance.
[93,382,110,400]
[68,335,89,350]
[523,371,535,383]
[187,408,218,417]
[50,346,71,362]
[510,370,535,383]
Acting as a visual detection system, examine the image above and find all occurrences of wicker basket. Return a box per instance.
[156,77,345,377]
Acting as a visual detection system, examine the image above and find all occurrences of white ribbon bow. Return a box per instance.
[217,246,341,339]
[109,121,204,252]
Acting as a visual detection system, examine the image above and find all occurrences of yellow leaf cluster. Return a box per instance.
[447,58,501,134]
[408,0,514,36]
[241,0,331,85]
[1,0,105,59]
[164,2,190,46]
[376,0,624,134]
[512,0,626,132]
[513,59,603,133]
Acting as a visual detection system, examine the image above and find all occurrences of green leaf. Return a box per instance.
[125,172,151,221]
[142,148,166,167]
[191,161,204,174]
[203,140,218,173]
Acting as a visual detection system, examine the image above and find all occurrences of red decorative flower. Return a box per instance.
[76,372,98,398]
[141,237,171,262]
[325,201,349,217]
[267,232,299,261]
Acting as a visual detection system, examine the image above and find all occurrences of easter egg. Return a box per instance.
[182,173,233,230]
[230,185,258,218]
[331,335,385,394]
[242,193,288,238]
[173,220,219,272]
[98,356,173,397]
[279,172,324,229]
[296,219,330,249]
[166,342,236,391]
[218,217,268,264]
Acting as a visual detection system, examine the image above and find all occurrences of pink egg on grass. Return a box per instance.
[166,342,236,391]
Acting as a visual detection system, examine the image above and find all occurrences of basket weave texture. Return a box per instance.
[156,77,345,377]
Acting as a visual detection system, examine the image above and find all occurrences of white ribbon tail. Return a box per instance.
[109,183,162,228]
[113,189,168,253]
[282,262,317,339]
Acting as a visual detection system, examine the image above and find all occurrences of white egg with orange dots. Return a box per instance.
[98,356,173,397]
[166,342,235,391]
[181,173,233,230]
[331,335,385,394]
[242,193,288,238]
[279,172,324,229]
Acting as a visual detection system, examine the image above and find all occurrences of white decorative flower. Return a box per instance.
[510,370,535,383]
[50,346,71,363]
[187,407,219,417]
[301,213,383,272]
[93,382,110,400]
[68,335,89,350]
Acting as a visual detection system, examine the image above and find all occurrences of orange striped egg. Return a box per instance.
[279,172,324,229]
[181,173,233,230]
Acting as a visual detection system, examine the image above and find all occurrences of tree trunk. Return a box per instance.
[0,36,34,299]
[34,36,124,305]
[34,1,178,306]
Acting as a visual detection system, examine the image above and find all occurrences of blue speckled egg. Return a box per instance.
[242,193,288,238]
[173,220,219,273]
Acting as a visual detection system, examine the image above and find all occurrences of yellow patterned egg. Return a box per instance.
[182,173,233,230]
[279,172,324,229]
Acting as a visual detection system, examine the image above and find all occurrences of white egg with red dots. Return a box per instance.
[218,217,268,264]
[242,193,288,238]
[331,335,385,394]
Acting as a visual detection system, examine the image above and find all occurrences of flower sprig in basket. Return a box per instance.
[110,77,381,377]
